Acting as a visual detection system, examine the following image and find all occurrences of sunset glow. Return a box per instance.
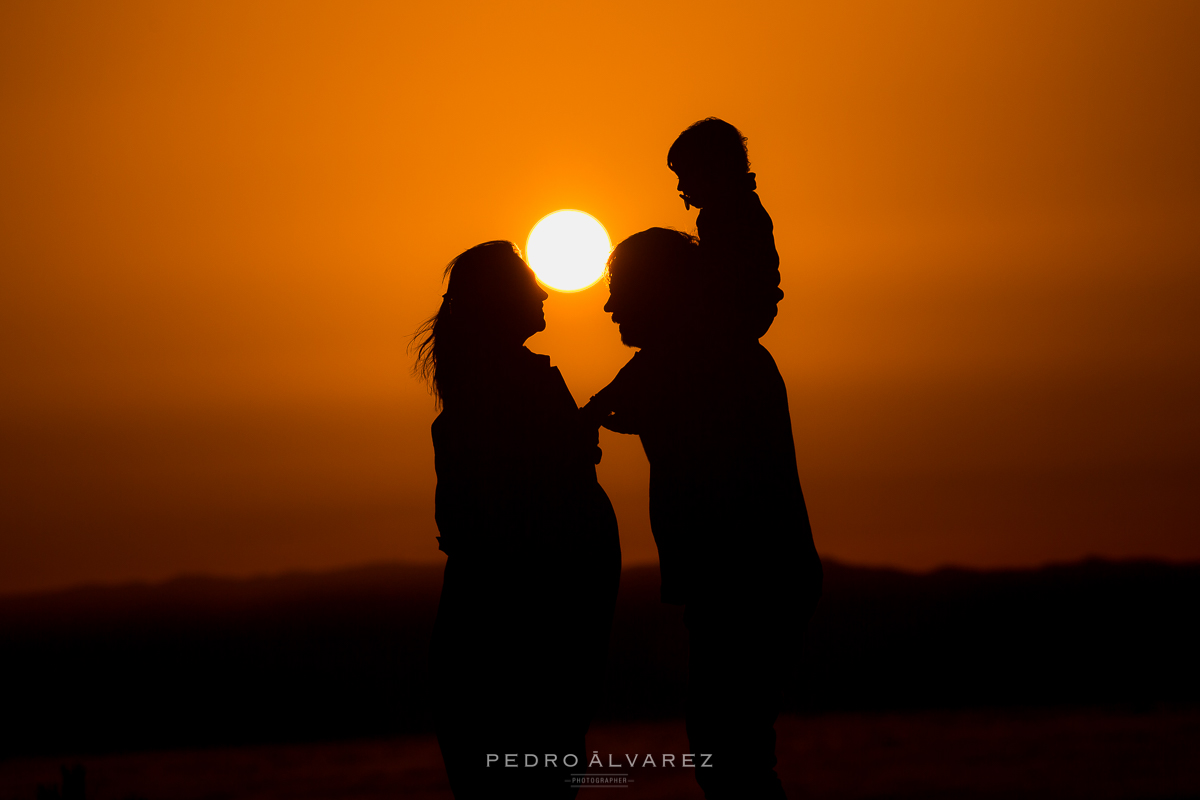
[1,2,1197,594]
[526,210,611,292]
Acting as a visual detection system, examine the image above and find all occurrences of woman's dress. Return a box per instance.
[428,347,621,798]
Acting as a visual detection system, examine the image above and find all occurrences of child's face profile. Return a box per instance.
[672,165,714,210]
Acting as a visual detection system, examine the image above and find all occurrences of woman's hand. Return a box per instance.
[576,403,606,464]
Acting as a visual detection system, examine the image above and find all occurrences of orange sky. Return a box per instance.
[2,0,1198,593]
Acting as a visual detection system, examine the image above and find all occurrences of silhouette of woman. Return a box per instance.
[414,241,621,799]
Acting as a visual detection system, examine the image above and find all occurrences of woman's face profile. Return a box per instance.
[449,249,547,347]
[497,255,548,344]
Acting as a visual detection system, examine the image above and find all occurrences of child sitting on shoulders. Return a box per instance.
[668,117,783,341]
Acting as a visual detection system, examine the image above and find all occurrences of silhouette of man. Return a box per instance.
[585,228,822,800]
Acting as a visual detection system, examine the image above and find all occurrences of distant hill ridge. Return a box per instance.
[0,561,446,628]
[3,558,1197,757]
[5,556,1192,613]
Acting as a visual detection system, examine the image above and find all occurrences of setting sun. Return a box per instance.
[526,210,611,292]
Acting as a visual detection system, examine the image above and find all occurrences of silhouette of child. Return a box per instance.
[668,118,783,340]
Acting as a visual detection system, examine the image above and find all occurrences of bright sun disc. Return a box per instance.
[526,209,611,292]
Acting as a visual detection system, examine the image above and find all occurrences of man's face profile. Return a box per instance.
[603,264,654,348]
[603,230,702,350]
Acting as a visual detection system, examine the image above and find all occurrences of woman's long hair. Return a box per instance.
[412,240,523,407]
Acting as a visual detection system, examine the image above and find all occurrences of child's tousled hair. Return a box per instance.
[667,117,750,176]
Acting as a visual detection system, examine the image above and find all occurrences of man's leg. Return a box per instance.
[685,600,791,800]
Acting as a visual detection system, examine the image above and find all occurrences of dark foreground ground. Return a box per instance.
[4,558,1198,799]
[3,707,1198,800]
[5,559,1199,758]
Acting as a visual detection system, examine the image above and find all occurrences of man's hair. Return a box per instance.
[605,228,702,347]
[667,117,750,176]
[606,227,700,293]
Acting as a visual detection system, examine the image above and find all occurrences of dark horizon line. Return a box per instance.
[4,553,1198,603]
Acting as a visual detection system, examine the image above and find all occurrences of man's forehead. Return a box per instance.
[608,258,649,280]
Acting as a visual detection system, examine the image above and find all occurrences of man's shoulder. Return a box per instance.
[602,347,708,406]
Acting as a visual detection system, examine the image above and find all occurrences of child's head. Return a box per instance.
[667,118,751,208]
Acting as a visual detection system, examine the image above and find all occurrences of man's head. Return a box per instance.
[603,228,701,348]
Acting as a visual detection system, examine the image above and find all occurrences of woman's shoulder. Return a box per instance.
[497,348,583,425]
[522,347,575,393]
[518,347,553,371]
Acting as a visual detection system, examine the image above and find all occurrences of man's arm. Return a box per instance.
[581,352,647,435]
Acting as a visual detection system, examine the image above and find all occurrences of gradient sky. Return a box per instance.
[2,0,1197,594]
